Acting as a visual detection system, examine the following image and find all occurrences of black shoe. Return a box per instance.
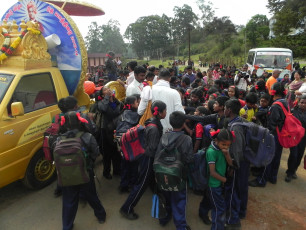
[53,188,62,197]
[225,222,241,230]
[103,174,112,180]
[269,179,277,184]
[98,219,105,224]
[248,179,265,187]
[292,173,297,179]
[120,208,139,220]
[285,175,292,182]
[185,225,191,230]
[119,186,130,193]
[199,215,212,225]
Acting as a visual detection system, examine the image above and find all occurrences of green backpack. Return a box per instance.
[153,134,187,192]
[53,131,90,187]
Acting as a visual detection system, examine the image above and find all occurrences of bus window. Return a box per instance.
[254,51,292,68]
[247,52,255,65]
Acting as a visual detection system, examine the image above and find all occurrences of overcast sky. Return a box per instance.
[0,0,272,39]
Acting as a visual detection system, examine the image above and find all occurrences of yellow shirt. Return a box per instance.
[239,107,257,121]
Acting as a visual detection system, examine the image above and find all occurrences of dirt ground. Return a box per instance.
[0,149,305,230]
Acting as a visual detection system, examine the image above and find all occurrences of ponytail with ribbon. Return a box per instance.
[124,104,132,110]
[210,129,235,142]
[153,106,159,116]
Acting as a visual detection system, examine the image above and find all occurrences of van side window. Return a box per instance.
[10,73,57,114]
[247,52,255,65]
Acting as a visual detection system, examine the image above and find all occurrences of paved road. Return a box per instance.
[0,151,305,230]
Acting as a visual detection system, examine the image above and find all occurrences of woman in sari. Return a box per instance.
[287,69,304,108]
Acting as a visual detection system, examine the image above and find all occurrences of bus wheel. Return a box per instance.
[22,150,56,189]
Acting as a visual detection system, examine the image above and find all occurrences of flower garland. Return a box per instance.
[0,28,30,62]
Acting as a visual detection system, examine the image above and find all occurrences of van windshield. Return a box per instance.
[254,51,292,69]
[0,74,15,104]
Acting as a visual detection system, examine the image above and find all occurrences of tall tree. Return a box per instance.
[85,22,103,53]
[196,0,215,27]
[246,14,270,47]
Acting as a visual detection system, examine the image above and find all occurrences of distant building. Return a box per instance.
[87,53,122,73]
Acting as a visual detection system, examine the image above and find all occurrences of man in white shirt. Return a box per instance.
[138,69,185,132]
[234,64,251,91]
[126,66,146,96]
[126,61,138,86]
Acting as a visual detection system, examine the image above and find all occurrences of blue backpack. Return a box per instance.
[229,122,275,167]
[189,148,208,191]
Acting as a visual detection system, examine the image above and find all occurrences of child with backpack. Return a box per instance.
[254,93,270,128]
[286,95,306,182]
[193,106,211,153]
[154,111,194,230]
[54,111,106,230]
[115,96,140,193]
[239,92,258,122]
[120,101,166,220]
[199,129,234,230]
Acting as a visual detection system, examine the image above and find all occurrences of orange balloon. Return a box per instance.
[83,81,95,95]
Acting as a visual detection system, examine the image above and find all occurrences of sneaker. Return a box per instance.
[292,173,297,179]
[199,215,212,225]
[285,175,292,182]
[120,208,139,220]
[248,179,265,187]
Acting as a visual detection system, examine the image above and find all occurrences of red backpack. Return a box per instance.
[43,114,61,161]
[120,124,157,161]
[273,102,305,148]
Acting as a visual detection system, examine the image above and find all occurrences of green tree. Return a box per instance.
[246,14,270,47]
[85,22,103,53]
[196,0,215,27]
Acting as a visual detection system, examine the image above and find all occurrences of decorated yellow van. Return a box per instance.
[0,0,104,189]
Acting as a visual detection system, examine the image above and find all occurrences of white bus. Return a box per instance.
[246,48,293,79]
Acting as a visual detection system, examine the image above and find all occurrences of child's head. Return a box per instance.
[151,100,167,119]
[190,89,202,103]
[124,96,138,110]
[169,111,186,130]
[181,77,190,87]
[298,95,306,111]
[64,96,78,111]
[214,96,229,113]
[211,129,234,150]
[228,86,239,99]
[260,93,270,108]
[209,93,218,101]
[271,82,286,98]
[194,106,210,116]
[146,71,155,82]
[60,111,88,132]
[255,80,266,91]
[239,89,246,99]
[207,99,216,114]
[196,72,204,79]
[245,92,258,109]
[186,65,193,75]
[224,99,241,117]
[283,73,289,81]
[58,98,68,113]
[176,88,185,100]
[132,94,141,104]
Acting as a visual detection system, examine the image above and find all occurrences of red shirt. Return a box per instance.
[195,123,204,140]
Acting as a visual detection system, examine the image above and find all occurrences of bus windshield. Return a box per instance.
[254,51,292,69]
[0,74,15,104]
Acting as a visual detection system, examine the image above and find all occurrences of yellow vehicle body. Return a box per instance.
[0,67,69,189]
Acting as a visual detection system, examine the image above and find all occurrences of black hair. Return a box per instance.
[146,71,155,80]
[124,96,137,106]
[177,88,185,95]
[170,76,177,84]
[228,86,240,98]
[196,72,204,79]
[151,100,167,116]
[170,111,186,129]
[148,66,156,72]
[225,99,241,115]
[64,96,78,111]
[256,80,266,91]
[128,61,138,71]
[123,70,130,76]
[196,106,210,115]
[260,93,270,101]
[239,89,247,99]
[186,65,192,70]
[168,68,174,73]
[132,94,140,101]
[182,76,191,85]
[245,92,258,104]
[295,69,305,79]
[208,100,216,113]
[271,82,286,97]
[191,89,203,98]
[212,128,234,142]
[59,111,88,133]
[216,96,229,107]
[191,82,199,89]
[58,98,68,113]
[207,86,219,95]
[159,68,171,80]
[134,66,146,75]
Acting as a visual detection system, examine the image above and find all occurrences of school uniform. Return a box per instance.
[199,142,227,230]
[239,106,257,122]
[287,107,306,177]
[120,117,163,215]
[157,131,194,230]
[61,130,106,230]
[225,116,249,225]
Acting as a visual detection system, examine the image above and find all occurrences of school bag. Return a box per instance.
[229,122,275,167]
[120,123,157,161]
[53,131,90,187]
[189,148,208,191]
[153,134,187,192]
[273,101,305,148]
[43,114,61,161]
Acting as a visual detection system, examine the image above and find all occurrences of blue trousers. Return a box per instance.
[160,187,188,230]
[225,161,250,224]
[62,172,106,230]
[199,187,212,217]
[257,135,283,185]
[210,187,225,230]
[121,155,154,213]
[287,136,306,176]
[120,158,138,188]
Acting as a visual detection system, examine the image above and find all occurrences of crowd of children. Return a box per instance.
[53,61,306,230]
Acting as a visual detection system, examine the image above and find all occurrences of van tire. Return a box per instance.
[22,150,56,189]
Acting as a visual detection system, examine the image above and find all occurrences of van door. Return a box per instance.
[0,72,58,188]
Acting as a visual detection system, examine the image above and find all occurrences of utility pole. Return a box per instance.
[244,29,247,63]
[188,25,191,64]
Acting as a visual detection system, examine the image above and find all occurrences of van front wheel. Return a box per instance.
[22,150,56,189]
